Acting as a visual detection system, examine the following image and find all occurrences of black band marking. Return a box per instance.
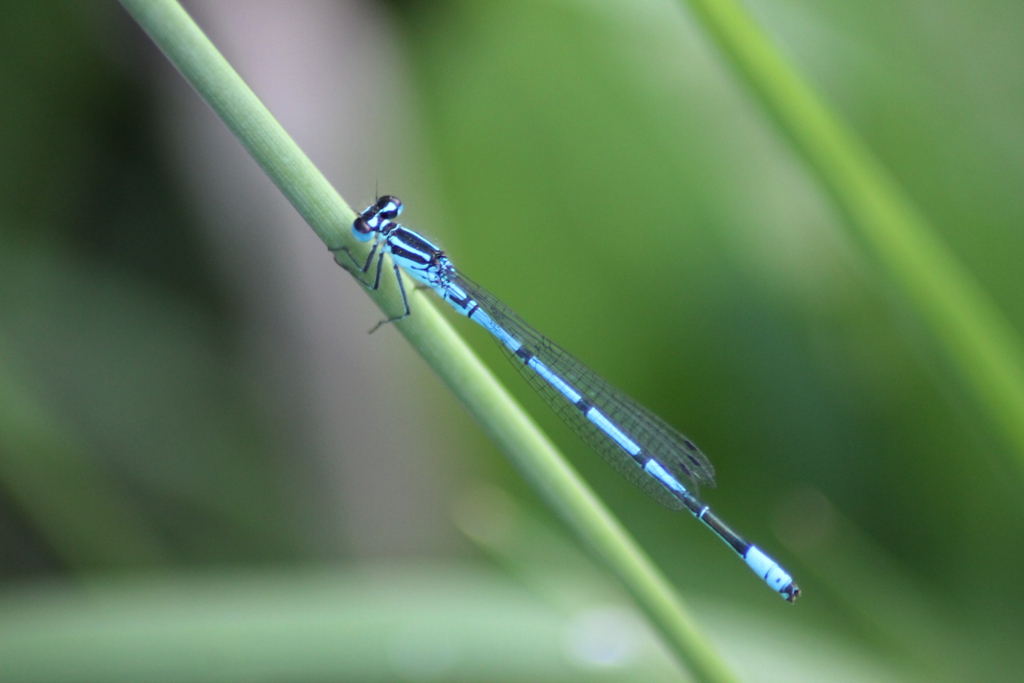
[515,348,534,364]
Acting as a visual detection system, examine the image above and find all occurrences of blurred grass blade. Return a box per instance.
[117,1,738,680]
[0,566,687,683]
[682,0,1024,472]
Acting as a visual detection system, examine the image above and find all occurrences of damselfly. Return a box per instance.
[332,196,799,602]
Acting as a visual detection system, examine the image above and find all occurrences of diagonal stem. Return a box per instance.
[682,0,1024,473]
[118,1,740,680]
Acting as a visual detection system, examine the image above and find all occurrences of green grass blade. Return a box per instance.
[117,1,739,680]
[682,0,1024,472]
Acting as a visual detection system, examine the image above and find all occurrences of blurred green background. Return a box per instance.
[1,0,1023,681]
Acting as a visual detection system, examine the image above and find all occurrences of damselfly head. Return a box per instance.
[375,195,402,220]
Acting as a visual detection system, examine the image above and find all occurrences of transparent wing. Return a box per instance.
[452,271,715,509]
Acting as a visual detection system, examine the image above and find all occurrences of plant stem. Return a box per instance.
[682,0,1024,473]
[118,1,738,680]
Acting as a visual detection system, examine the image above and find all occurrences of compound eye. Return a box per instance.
[376,195,403,220]
[352,216,374,242]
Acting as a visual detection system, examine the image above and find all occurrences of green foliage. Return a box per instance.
[1,0,1023,681]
